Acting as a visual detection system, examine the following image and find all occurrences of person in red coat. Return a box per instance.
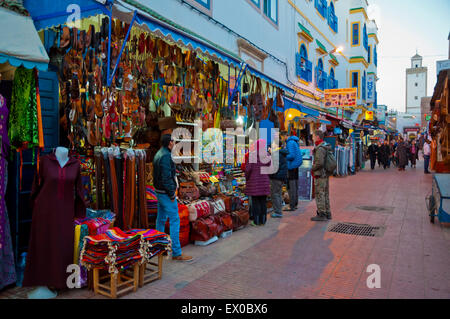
[244,139,271,226]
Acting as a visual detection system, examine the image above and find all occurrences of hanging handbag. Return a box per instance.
[249,76,264,121]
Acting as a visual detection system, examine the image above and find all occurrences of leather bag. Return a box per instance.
[188,200,211,222]
[231,209,250,231]
[217,211,233,232]
[179,182,200,201]
[190,214,220,241]
[209,198,226,215]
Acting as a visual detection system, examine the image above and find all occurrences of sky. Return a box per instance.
[367,0,450,113]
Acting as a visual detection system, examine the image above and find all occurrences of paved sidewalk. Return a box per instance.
[2,159,449,299]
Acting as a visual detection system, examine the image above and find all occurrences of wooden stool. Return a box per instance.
[92,263,139,299]
[138,253,164,287]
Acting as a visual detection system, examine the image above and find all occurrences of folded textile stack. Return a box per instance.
[80,227,171,274]
[146,185,158,214]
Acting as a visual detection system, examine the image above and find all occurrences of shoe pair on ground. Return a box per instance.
[310,211,332,221]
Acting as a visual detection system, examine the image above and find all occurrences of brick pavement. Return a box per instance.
[1,158,449,299]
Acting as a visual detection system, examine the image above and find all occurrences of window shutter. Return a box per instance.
[306,60,312,82]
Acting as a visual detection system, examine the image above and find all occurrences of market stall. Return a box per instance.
[0,2,49,291]
[0,0,302,297]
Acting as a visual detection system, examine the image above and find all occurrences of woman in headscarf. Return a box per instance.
[244,139,271,226]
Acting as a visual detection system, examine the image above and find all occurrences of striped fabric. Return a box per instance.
[80,227,171,274]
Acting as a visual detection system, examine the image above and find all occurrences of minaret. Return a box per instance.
[405,52,427,115]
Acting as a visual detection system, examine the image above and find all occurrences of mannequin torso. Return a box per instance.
[55,147,69,168]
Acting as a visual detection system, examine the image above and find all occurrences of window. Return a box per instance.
[415,83,418,87]
[249,0,260,7]
[263,0,278,24]
[329,68,338,89]
[351,71,359,97]
[315,58,327,90]
[186,0,212,14]
[315,0,327,19]
[415,96,418,100]
[327,2,338,33]
[296,44,312,82]
[374,45,377,66]
[415,64,418,68]
[362,71,366,100]
[363,24,368,51]
[368,45,371,64]
[352,23,359,46]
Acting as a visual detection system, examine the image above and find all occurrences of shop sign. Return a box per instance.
[366,74,375,103]
[324,88,357,108]
[365,111,374,121]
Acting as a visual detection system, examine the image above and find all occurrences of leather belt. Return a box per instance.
[137,150,148,228]
[94,149,104,209]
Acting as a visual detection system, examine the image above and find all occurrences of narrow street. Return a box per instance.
[37,158,450,299]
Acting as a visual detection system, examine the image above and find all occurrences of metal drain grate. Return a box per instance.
[327,222,386,237]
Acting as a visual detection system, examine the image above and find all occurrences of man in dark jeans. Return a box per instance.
[284,132,303,211]
[269,141,288,218]
[153,134,193,262]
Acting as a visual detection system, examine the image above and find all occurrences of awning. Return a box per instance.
[0,7,49,71]
[283,97,320,117]
[305,114,331,125]
[114,0,294,93]
[24,0,111,30]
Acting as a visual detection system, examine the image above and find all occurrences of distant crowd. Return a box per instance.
[367,133,431,174]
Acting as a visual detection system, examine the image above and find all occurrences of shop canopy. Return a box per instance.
[114,1,295,94]
[24,0,111,30]
[24,0,295,93]
[304,114,331,125]
[283,97,320,117]
[0,6,49,71]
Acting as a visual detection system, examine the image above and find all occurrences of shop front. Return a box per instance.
[2,0,297,297]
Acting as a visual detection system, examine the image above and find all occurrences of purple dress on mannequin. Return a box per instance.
[0,93,16,289]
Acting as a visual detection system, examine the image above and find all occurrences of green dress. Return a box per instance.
[8,67,38,150]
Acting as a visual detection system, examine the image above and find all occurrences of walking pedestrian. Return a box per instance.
[284,132,303,211]
[423,139,431,174]
[409,139,419,168]
[377,141,383,167]
[269,141,288,218]
[379,139,391,169]
[153,134,193,262]
[391,140,397,167]
[311,130,332,221]
[245,139,271,226]
[368,142,378,170]
[396,137,408,171]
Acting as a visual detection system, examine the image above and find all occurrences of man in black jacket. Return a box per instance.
[367,142,378,170]
[153,134,193,262]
